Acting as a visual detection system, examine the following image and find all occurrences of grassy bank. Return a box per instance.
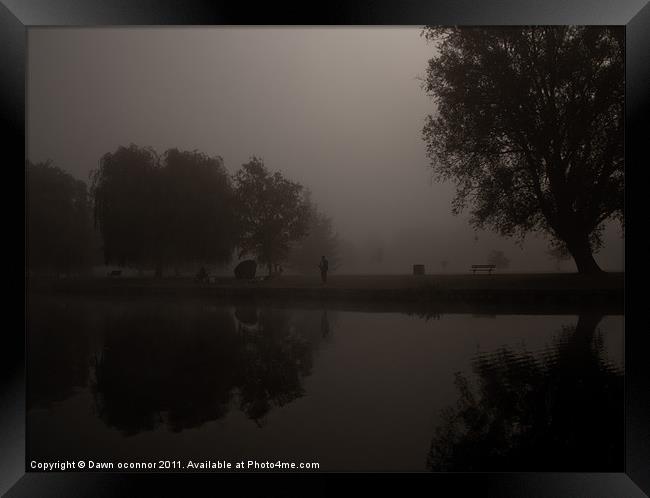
[27,273,624,315]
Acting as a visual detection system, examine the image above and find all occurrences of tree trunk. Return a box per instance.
[155,262,163,278]
[571,313,603,347]
[565,234,603,274]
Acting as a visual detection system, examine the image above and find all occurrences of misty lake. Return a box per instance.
[27,296,624,472]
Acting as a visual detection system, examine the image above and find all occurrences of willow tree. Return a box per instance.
[162,148,238,269]
[91,145,238,275]
[422,26,624,273]
[91,145,164,273]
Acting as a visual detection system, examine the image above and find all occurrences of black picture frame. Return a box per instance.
[3,1,648,495]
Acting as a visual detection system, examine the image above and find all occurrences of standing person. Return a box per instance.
[318,255,329,284]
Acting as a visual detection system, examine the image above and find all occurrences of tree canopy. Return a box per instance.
[91,145,164,271]
[161,148,237,267]
[26,160,94,274]
[233,157,310,274]
[91,145,238,275]
[36,147,333,278]
[422,26,624,273]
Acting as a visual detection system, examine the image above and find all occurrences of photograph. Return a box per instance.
[25,25,624,472]
[2,0,648,495]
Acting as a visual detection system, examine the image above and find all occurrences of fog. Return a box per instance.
[27,27,624,274]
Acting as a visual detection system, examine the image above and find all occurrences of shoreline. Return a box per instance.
[27,273,624,315]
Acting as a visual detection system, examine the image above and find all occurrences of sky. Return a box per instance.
[27,27,624,273]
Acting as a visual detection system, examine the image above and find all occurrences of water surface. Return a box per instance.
[27,296,624,472]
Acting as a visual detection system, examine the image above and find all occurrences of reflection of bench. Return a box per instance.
[108,270,122,277]
[470,264,496,275]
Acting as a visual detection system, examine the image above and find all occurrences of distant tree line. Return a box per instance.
[26,146,340,277]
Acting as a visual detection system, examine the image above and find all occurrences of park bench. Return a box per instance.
[470,264,496,275]
[107,270,122,277]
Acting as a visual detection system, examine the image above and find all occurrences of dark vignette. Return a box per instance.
[1,0,647,496]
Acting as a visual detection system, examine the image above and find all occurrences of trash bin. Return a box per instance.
[413,264,425,275]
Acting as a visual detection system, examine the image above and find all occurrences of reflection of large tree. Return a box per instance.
[92,304,320,435]
[427,314,623,471]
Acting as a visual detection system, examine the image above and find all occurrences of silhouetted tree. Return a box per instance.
[26,160,94,274]
[487,249,510,269]
[427,314,623,471]
[91,145,238,276]
[91,145,164,274]
[422,27,623,274]
[288,194,340,274]
[233,157,310,275]
[162,148,238,269]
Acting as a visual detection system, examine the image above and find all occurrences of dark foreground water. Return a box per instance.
[27,296,624,472]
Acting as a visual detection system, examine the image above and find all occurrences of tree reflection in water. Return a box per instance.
[236,308,314,425]
[92,304,327,435]
[92,306,241,435]
[427,314,623,471]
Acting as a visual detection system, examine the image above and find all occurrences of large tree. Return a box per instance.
[233,157,310,274]
[26,160,94,275]
[422,26,623,273]
[91,145,238,275]
[91,145,164,273]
